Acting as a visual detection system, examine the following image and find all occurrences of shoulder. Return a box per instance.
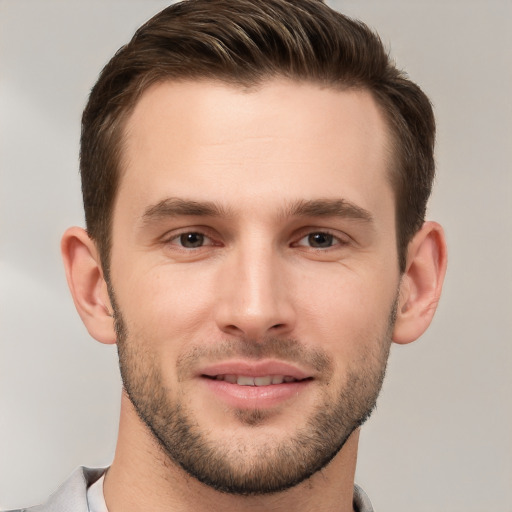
[353,483,375,512]
[2,467,108,512]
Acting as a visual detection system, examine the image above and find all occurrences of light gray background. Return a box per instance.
[1,1,511,510]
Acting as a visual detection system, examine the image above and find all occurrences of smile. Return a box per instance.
[198,360,314,408]
[206,375,305,386]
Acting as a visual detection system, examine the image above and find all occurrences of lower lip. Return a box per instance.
[202,377,312,409]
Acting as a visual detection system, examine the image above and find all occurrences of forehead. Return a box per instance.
[117,79,393,219]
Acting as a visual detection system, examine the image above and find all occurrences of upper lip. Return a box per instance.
[199,360,312,380]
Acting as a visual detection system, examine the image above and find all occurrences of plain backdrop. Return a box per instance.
[1,1,511,511]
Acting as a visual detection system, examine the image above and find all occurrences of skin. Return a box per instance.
[62,79,447,512]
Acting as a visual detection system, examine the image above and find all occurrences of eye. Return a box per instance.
[295,231,346,249]
[306,232,334,248]
[170,232,212,248]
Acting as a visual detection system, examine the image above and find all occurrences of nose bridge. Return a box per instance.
[215,234,294,338]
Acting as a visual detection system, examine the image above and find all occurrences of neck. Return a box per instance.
[104,394,359,512]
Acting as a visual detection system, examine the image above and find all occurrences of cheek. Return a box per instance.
[113,263,218,342]
[296,264,397,354]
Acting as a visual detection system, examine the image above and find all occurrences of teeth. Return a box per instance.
[214,375,298,386]
[237,376,255,386]
[254,376,272,386]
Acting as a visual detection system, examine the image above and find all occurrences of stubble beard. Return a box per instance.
[112,297,395,496]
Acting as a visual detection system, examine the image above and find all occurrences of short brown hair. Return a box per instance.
[80,0,435,275]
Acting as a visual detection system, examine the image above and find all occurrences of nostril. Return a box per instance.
[225,324,243,333]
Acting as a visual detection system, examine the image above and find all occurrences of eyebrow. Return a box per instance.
[283,198,374,223]
[142,197,232,225]
[141,197,373,224]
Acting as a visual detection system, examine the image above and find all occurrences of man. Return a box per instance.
[7,0,447,511]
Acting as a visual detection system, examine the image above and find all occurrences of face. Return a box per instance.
[108,79,400,494]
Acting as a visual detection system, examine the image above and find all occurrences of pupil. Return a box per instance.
[180,233,204,248]
[308,232,333,248]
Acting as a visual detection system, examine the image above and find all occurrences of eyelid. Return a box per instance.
[170,233,213,247]
[292,228,351,249]
[161,227,220,248]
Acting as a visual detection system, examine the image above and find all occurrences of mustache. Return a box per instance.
[176,337,334,380]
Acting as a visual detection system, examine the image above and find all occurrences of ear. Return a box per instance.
[392,221,447,344]
[61,226,117,344]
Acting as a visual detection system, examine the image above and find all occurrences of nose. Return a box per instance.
[214,243,296,340]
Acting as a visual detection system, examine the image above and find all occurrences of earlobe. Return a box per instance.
[392,221,447,344]
[61,227,117,345]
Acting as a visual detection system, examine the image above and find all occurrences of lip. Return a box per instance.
[198,359,313,409]
[199,359,311,380]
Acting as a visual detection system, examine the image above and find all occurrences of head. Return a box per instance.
[64,0,446,498]
[80,0,435,278]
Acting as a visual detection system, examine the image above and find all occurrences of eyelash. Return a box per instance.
[293,231,348,250]
[165,230,218,249]
[164,228,348,251]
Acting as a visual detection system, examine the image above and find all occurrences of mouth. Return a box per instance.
[198,361,314,409]
[203,374,309,386]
